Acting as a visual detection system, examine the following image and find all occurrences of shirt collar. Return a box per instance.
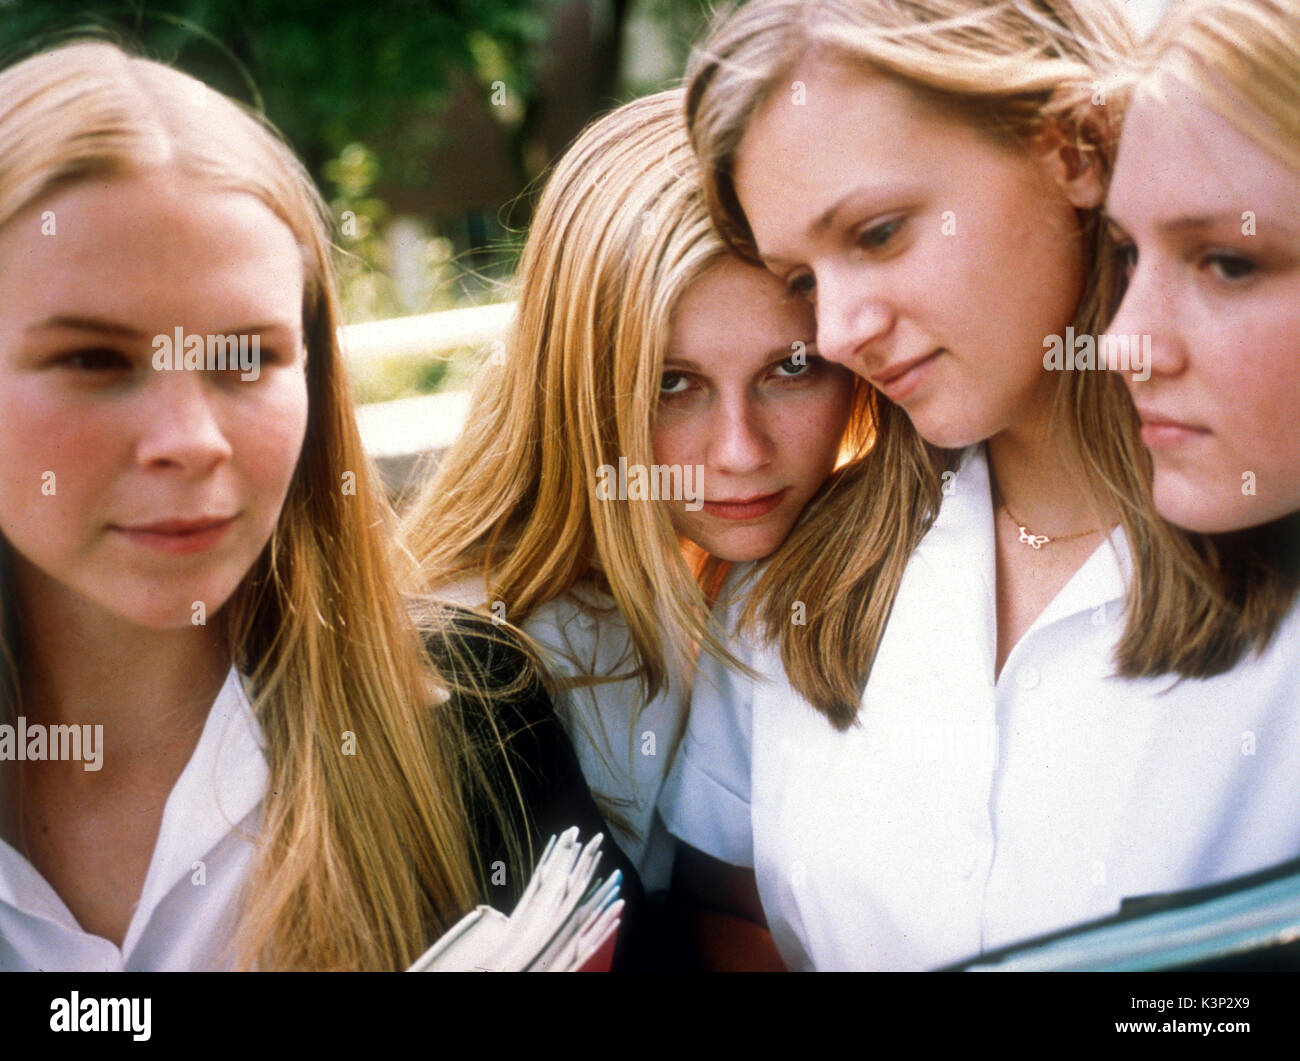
[925,444,1129,636]
[123,667,267,954]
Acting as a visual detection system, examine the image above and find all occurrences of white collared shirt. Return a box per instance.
[437,579,689,894]
[662,445,1300,970]
[0,669,267,971]
[521,585,689,894]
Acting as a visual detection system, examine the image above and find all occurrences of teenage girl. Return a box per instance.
[402,89,866,900]
[1106,0,1300,538]
[0,41,635,971]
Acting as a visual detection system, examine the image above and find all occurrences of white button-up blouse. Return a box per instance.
[438,579,689,894]
[661,445,1300,970]
[0,669,265,971]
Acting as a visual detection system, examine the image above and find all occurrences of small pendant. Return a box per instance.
[1017,525,1050,550]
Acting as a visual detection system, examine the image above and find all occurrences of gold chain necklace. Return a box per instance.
[1000,501,1101,550]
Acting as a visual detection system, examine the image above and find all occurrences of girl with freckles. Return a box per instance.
[662,0,1300,971]
[401,89,867,923]
[0,41,638,971]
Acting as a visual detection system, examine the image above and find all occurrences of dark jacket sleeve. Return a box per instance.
[424,610,646,968]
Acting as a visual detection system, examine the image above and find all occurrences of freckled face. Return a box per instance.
[1106,81,1300,532]
[652,257,856,562]
[0,170,309,630]
[732,56,1099,450]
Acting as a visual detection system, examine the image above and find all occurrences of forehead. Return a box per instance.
[738,57,960,175]
[668,256,814,359]
[0,169,306,330]
[1108,78,1300,228]
[731,55,1019,250]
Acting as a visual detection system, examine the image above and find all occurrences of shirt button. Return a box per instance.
[1015,664,1040,690]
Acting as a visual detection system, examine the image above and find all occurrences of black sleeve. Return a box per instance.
[424,609,646,969]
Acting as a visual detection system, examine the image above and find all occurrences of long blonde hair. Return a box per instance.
[1115,0,1300,627]
[0,41,525,970]
[685,0,1273,729]
[1129,0,1298,173]
[402,89,873,706]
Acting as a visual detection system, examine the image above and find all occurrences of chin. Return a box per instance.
[1152,480,1274,535]
[109,579,241,631]
[908,416,987,452]
[699,534,782,564]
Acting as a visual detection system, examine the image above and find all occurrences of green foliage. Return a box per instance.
[1,0,552,175]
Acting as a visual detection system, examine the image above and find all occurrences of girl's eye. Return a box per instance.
[659,371,692,396]
[858,216,905,251]
[785,271,816,299]
[58,347,131,372]
[1114,239,1137,279]
[1204,252,1257,282]
[774,354,814,378]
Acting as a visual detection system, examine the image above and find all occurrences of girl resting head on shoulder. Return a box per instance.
[401,89,867,891]
[0,40,629,971]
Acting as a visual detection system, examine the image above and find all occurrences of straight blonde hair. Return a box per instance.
[1113,0,1300,625]
[402,89,874,718]
[685,0,1279,729]
[0,41,527,970]
[1129,0,1298,174]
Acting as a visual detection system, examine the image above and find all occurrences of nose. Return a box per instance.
[135,372,234,473]
[707,389,774,477]
[813,266,894,376]
[1107,255,1186,381]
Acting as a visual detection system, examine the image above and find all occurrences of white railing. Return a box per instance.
[341,302,514,489]
[340,301,515,365]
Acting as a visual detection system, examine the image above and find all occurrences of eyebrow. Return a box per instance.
[26,315,298,338]
[1105,209,1297,239]
[756,181,906,264]
[26,314,147,338]
[664,344,817,371]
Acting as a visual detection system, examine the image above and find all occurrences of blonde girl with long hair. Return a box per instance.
[662,0,1300,970]
[0,40,634,972]
[1106,0,1300,541]
[402,89,867,901]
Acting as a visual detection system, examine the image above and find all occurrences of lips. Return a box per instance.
[869,349,943,403]
[125,517,235,534]
[113,515,238,554]
[1135,408,1211,449]
[701,489,788,520]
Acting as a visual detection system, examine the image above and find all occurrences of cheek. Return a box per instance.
[1219,365,1300,478]
[0,387,122,546]
[956,190,1085,351]
[784,381,856,473]
[234,375,310,508]
[651,410,695,468]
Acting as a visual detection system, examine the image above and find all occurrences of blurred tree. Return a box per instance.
[0,0,551,180]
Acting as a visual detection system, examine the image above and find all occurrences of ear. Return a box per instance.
[1031,117,1106,211]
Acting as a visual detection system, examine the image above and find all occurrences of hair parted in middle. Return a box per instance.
[683,0,1272,729]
